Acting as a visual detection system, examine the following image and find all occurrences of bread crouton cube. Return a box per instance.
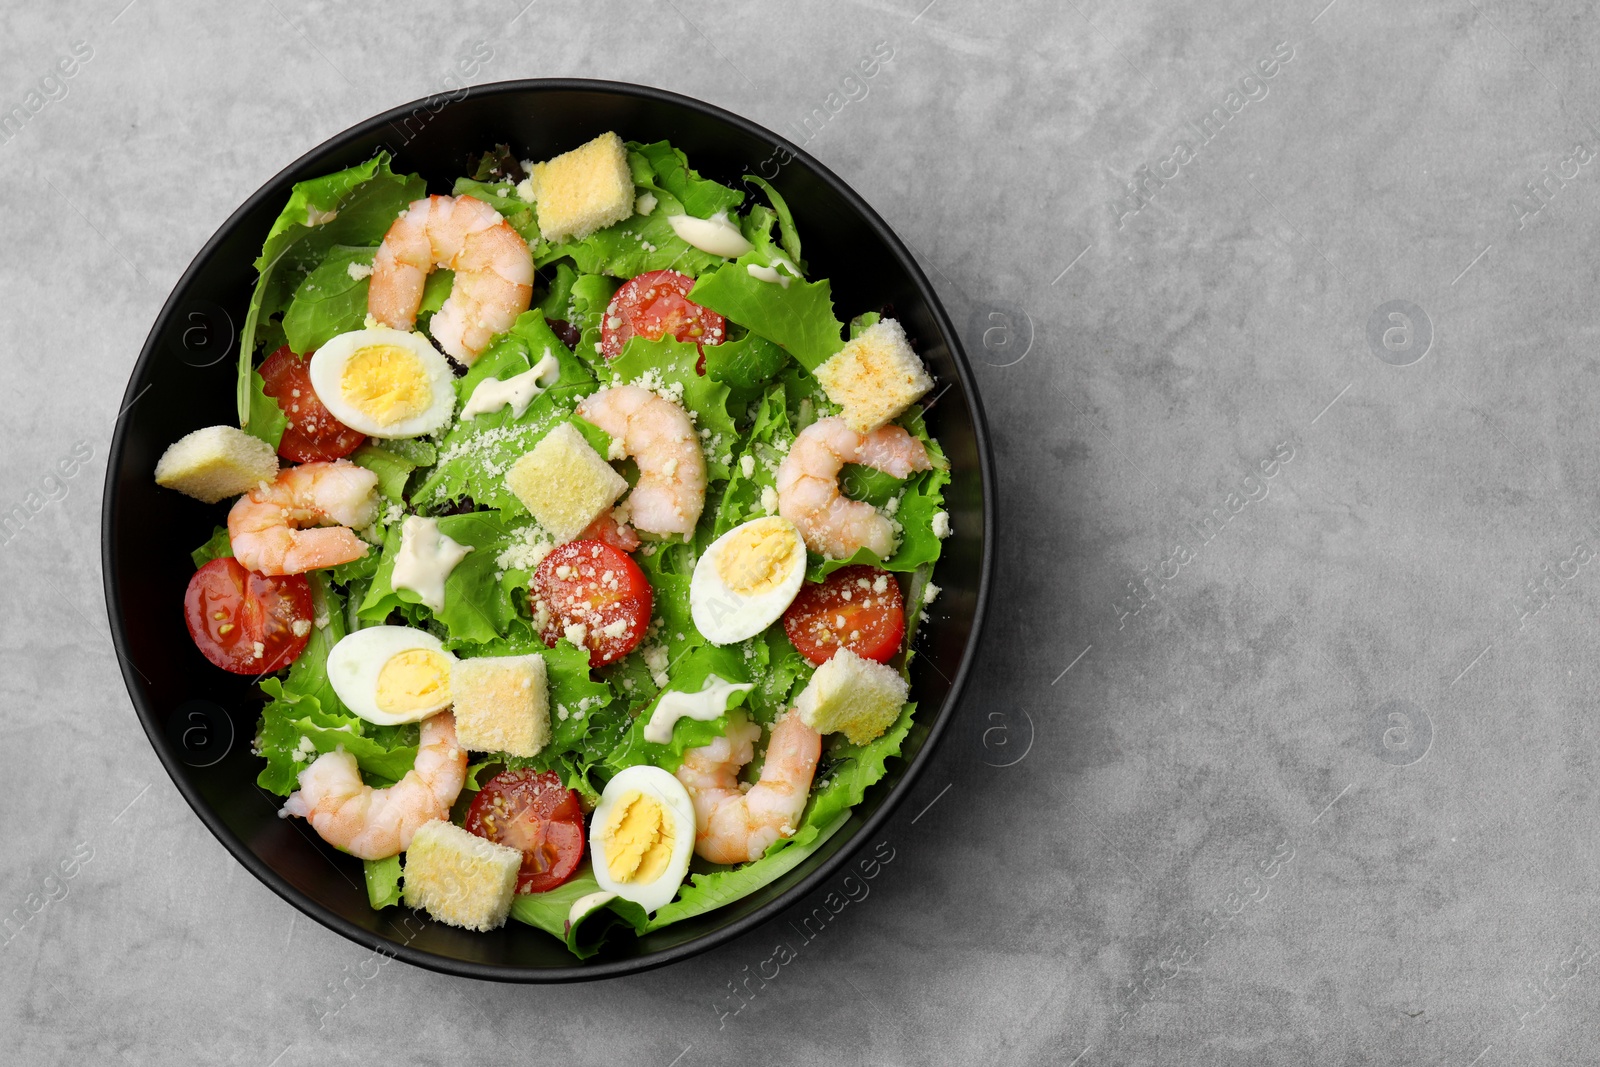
[452,654,550,758]
[402,819,521,932]
[154,425,280,503]
[794,647,908,745]
[529,132,635,243]
[505,422,628,543]
[812,318,933,433]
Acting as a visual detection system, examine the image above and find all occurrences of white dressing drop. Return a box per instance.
[643,675,756,744]
[746,264,791,288]
[461,350,562,420]
[567,890,619,928]
[667,211,754,259]
[392,515,473,612]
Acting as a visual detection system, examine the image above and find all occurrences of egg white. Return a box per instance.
[690,517,808,645]
[308,326,456,438]
[326,625,456,726]
[589,765,697,914]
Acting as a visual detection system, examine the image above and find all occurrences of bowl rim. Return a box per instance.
[101,76,995,982]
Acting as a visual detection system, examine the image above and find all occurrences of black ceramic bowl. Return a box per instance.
[102,79,992,981]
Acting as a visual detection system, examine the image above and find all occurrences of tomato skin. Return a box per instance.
[600,270,726,368]
[259,346,366,463]
[183,557,313,674]
[579,513,641,553]
[781,565,906,666]
[534,540,652,667]
[463,770,586,893]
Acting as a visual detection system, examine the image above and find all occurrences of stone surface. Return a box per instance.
[3,0,1598,1063]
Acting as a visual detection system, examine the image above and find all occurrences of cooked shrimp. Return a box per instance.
[674,712,821,864]
[576,384,707,537]
[369,194,533,365]
[776,416,932,559]
[227,459,379,576]
[280,711,467,860]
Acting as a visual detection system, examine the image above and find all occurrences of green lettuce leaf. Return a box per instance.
[284,572,348,713]
[358,509,533,646]
[634,540,701,667]
[370,437,437,467]
[245,369,288,450]
[711,383,794,539]
[644,813,850,931]
[568,414,614,460]
[704,328,790,398]
[742,174,802,264]
[558,272,620,377]
[349,441,419,506]
[840,463,905,507]
[255,690,420,795]
[603,643,753,774]
[254,574,422,795]
[238,153,425,425]
[363,855,404,909]
[745,624,813,724]
[410,312,598,515]
[689,254,844,371]
[190,526,233,568]
[789,701,916,850]
[326,550,381,588]
[636,141,745,218]
[849,310,881,338]
[778,361,835,431]
[508,871,649,959]
[280,245,375,355]
[536,261,579,323]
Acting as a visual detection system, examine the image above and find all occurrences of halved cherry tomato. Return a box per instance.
[463,769,585,893]
[781,564,905,666]
[533,540,653,667]
[600,269,726,373]
[183,557,313,674]
[259,346,366,463]
[579,512,641,553]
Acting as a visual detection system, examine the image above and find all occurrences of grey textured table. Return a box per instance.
[3,0,1595,1063]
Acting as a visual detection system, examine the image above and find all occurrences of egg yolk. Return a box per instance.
[602,791,675,884]
[340,344,432,426]
[715,519,798,596]
[374,648,452,716]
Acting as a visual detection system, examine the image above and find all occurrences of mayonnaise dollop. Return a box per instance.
[567,891,620,929]
[667,211,754,259]
[392,515,473,612]
[643,674,755,744]
[462,350,562,420]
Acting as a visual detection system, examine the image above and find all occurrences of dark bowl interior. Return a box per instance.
[102,79,993,981]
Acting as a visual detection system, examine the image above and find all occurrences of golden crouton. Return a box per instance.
[529,132,635,243]
[505,422,628,543]
[154,425,279,503]
[813,318,933,433]
[402,820,521,932]
[794,647,908,745]
[452,654,550,758]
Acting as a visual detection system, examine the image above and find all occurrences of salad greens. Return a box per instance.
[206,136,949,960]
[238,154,424,431]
